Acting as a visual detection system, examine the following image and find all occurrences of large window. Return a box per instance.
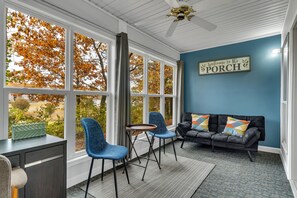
[4,8,110,157]
[6,8,66,139]
[6,8,66,89]
[129,51,176,126]
[73,32,108,151]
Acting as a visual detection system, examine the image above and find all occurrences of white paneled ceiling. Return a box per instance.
[40,0,289,53]
[85,0,289,52]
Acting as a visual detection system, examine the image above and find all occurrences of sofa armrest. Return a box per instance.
[176,122,191,137]
[243,127,261,146]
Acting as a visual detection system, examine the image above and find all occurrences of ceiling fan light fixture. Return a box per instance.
[177,13,185,20]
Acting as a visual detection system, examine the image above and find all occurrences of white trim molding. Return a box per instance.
[258,146,280,154]
[289,180,297,197]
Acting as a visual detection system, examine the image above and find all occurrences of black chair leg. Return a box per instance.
[180,139,185,148]
[123,157,130,184]
[163,139,165,154]
[112,160,119,198]
[101,159,104,181]
[212,141,215,152]
[159,139,161,165]
[85,158,94,198]
[172,138,177,161]
[247,151,255,162]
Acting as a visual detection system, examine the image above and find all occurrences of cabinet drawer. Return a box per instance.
[25,145,64,164]
[7,154,20,167]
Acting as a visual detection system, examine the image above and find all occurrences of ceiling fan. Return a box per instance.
[164,0,217,37]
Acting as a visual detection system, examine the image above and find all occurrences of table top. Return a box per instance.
[0,135,66,154]
[126,124,157,131]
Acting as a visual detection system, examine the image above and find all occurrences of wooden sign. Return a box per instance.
[198,56,251,75]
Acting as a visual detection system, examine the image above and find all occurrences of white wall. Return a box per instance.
[281,0,297,185]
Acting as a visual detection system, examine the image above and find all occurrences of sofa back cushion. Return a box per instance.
[218,114,265,141]
[182,112,265,141]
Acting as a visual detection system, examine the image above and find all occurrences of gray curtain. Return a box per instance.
[176,60,184,124]
[114,32,131,147]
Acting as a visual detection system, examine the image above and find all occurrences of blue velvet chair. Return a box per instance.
[81,118,130,198]
[149,112,177,165]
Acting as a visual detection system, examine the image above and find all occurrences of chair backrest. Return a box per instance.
[81,118,107,157]
[0,155,12,198]
[149,112,167,134]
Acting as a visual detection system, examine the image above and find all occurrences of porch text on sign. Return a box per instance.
[198,56,250,75]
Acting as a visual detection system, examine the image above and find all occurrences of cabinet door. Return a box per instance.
[25,157,65,198]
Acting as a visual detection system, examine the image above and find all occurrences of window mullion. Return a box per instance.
[65,29,76,159]
[160,62,165,116]
[143,56,148,123]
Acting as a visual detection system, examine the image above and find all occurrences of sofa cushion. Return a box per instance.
[186,130,199,137]
[191,114,209,131]
[243,127,260,144]
[211,133,229,142]
[227,135,243,144]
[222,117,250,137]
[197,132,215,139]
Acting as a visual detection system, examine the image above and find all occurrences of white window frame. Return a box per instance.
[129,47,177,129]
[0,2,115,160]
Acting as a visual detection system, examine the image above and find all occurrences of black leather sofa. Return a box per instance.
[176,113,265,161]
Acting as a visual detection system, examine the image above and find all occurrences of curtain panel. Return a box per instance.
[176,60,184,124]
[114,32,131,147]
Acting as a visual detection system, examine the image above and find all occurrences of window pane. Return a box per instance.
[8,94,64,138]
[131,96,143,124]
[164,65,174,95]
[149,97,160,112]
[129,53,144,93]
[148,59,160,94]
[6,9,65,89]
[76,95,107,151]
[73,33,108,91]
[165,97,173,126]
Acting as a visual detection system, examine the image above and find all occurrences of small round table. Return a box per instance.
[126,124,161,180]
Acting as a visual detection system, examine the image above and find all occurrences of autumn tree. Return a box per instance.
[6,9,108,146]
[6,8,173,146]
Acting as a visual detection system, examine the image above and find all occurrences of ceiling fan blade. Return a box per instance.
[190,16,217,31]
[164,0,180,8]
[194,0,238,12]
[166,21,178,37]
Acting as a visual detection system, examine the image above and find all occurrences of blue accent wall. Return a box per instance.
[181,35,281,148]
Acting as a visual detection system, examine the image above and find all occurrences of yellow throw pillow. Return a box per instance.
[192,114,210,132]
[223,116,250,137]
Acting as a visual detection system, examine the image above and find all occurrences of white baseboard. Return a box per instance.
[258,145,280,154]
[289,180,297,198]
[280,148,289,178]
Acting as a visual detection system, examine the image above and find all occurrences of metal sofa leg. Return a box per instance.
[247,151,255,162]
[211,141,215,152]
[180,139,185,148]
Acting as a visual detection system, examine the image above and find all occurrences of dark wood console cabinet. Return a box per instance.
[0,135,67,198]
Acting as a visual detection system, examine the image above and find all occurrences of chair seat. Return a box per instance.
[149,131,176,139]
[89,144,128,160]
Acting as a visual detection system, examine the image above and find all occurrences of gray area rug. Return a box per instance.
[68,140,293,198]
[81,154,215,198]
